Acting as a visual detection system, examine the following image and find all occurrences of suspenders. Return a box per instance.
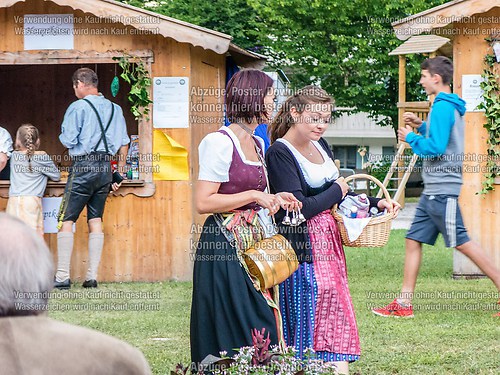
[82,98,115,154]
[58,99,115,228]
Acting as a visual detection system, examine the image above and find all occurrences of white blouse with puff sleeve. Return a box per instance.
[198,127,265,183]
[198,131,233,183]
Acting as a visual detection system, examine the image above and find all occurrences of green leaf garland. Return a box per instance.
[113,54,153,121]
[477,39,500,195]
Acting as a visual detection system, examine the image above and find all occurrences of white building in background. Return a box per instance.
[323,109,397,169]
[265,69,291,108]
[261,71,397,170]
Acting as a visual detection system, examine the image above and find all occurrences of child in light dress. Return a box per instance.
[6,124,60,237]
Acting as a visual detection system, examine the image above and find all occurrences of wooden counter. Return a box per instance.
[0,179,147,198]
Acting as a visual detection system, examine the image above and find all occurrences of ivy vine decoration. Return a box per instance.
[477,39,500,195]
[113,54,153,121]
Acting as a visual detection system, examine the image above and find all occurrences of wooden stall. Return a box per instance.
[0,0,261,281]
[392,0,500,276]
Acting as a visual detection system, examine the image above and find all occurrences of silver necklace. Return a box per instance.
[304,142,314,156]
[236,122,255,136]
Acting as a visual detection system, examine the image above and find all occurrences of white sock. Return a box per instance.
[397,298,411,307]
[86,232,104,281]
[55,232,74,282]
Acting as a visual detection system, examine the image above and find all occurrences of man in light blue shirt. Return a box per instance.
[59,91,130,157]
[55,68,130,290]
[0,126,13,178]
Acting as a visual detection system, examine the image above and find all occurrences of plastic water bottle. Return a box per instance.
[131,158,139,180]
[356,194,370,219]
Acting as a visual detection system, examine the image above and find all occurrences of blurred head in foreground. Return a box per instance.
[0,213,53,317]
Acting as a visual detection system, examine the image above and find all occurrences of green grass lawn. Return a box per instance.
[49,230,500,374]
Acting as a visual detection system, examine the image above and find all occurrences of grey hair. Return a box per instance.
[72,67,98,88]
[0,213,54,316]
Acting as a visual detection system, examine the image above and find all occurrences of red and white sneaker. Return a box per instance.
[372,299,414,318]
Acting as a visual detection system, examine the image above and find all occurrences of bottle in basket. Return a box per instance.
[350,206,358,218]
[332,173,394,248]
[356,193,370,219]
[369,207,379,217]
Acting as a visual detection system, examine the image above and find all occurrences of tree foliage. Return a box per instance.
[121,0,449,129]
[119,0,261,50]
[249,0,448,128]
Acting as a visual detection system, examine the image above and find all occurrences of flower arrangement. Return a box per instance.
[172,328,338,375]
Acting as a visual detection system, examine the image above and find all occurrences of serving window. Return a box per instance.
[0,50,155,197]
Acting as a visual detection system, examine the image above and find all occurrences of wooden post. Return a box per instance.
[399,55,406,104]
[428,52,437,103]
[398,55,407,207]
[452,10,500,277]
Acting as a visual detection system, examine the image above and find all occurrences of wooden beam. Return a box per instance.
[0,49,154,65]
[392,0,496,41]
[396,101,430,109]
[47,0,232,54]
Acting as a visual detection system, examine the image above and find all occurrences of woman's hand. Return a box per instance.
[335,177,349,198]
[276,192,302,212]
[255,191,282,215]
[377,199,401,217]
[255,192,301,215]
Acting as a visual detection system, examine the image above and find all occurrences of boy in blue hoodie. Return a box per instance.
[373,56,500,318]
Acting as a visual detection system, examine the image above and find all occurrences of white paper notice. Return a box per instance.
[42,197,76,233]
[153,77,189,128]
[23,14,74,50]
[494,42,500,63]
[42,197,62,234]
[462,74,485,112]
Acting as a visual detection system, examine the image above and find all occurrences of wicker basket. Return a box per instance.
[331,174,395,247]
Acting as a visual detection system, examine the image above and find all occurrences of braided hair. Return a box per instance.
[15,124,40,172]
